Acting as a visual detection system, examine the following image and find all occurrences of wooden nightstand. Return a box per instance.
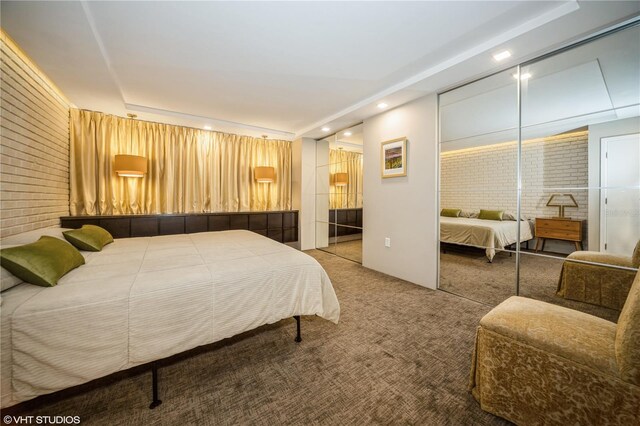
[534,218,584,252]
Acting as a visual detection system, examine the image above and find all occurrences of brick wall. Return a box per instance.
[441,130,588,223]
[0,31,70,238]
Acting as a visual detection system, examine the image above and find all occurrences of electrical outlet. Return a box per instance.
[385,237,391,247]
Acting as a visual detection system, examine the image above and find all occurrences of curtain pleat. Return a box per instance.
[329,149,363,209]
[69,109,291,215]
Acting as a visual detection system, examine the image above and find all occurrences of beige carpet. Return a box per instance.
[335,239,362,264]
[6,249,508,425]
[439,245,619,322]
[318,238,363,264]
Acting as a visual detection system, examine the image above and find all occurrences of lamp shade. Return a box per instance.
[254,166,275,183]
[114,155,147,177]
[546,193,578,218]
[334,172,348,187]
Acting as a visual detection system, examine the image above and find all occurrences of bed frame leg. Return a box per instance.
[149,363,162,409]
[294,315,302,343]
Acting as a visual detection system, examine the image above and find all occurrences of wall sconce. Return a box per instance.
[254,166,275,183]
[547,193,578,219]
[114,154,147,178]
[333,172,348,187]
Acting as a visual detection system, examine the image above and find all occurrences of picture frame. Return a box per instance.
[380,137,407,178]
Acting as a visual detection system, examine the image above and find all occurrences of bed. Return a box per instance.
[440,216,533,262]
[0,228,340,409]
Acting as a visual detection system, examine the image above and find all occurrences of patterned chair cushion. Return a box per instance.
[615,270,640,386]
[480,296,618,376]
[470,326,640,425]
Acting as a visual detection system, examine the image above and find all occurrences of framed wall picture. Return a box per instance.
[380,137,407,178]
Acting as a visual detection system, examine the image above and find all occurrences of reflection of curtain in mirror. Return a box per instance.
[329,149,363,209]
[69,109,291,215]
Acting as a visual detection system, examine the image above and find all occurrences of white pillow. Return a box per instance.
[1,259,23,292]
[503,212,527,221]
[0,226,71,247]
[459,210,478,218]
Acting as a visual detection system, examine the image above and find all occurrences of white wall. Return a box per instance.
[587,117,640,249]
[291,137,317,250]
[362,94,438,289]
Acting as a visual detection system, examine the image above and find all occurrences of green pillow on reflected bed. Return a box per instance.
[0,236,85,287]
[63,225,114,252]
[478,209,504,221]
[441,208,461,218]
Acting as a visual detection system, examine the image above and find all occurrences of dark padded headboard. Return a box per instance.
[60,211,299,243]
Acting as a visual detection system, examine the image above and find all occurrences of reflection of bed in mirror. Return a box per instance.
[328,208,363,238]
[440,216,533,262]
[327,208,363,263]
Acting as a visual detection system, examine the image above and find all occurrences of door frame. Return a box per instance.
[600,137,609,252]
[600,133,640,252]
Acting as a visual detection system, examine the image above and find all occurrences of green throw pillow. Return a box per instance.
[63,225,114,252]
[0,236,85,287]
[478,209,504,221]
[441,208,461,218]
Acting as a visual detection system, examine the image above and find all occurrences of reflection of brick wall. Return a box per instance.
[0,33,70,237]
[440,130,589,223]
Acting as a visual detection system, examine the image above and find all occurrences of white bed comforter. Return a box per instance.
[440,217,533,261]
[0,230,340,408]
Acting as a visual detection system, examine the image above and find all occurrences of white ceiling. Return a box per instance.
[1,1,639,140]
[326,123,364,153]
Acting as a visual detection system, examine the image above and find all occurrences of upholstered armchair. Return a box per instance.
[470,270,640,425]
[557,240,640,310]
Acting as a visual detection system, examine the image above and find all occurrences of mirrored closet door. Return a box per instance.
[316,124,364,263]
[517,23,640,322]
[439,67,519,306]
[438,22,639,322]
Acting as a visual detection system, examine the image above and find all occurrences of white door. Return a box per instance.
[601,133,640,255]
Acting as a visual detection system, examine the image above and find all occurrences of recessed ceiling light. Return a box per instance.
[377,102,388,109]
[513,72,532,80]
[493,50,511,62]
[343,131,352,137]
[321,126,330,132]
[204,125,212,130]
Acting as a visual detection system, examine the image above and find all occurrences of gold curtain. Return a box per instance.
[329,149,363,209]
[70,109,291,215]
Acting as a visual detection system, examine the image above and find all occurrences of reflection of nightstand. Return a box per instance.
[534,218,583,252]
